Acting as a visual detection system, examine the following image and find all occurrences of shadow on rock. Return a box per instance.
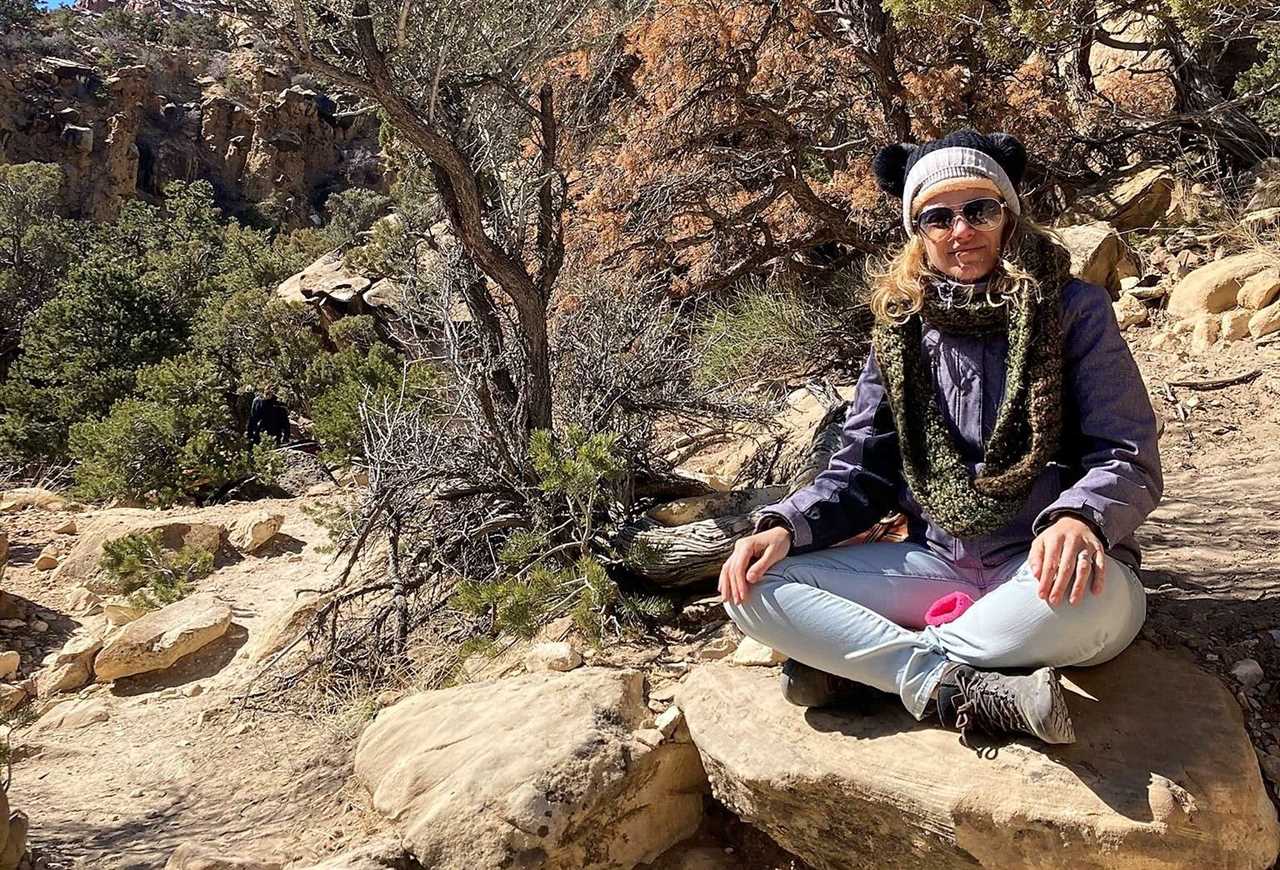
[109,623,248,697]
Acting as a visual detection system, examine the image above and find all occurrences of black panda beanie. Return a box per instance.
[872,129,1028,234]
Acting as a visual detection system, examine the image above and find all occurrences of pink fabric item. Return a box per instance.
[925,591,975,627]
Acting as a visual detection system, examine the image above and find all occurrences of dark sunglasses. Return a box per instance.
[915,197,1007,240]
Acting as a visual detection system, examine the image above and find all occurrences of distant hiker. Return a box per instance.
[247,388,291,446]
[719,129,1162,748]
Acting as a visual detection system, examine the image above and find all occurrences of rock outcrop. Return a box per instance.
[354,667,707,869]
[676,643,1280,869]
[94,593,232,681]
[0,45,384,225]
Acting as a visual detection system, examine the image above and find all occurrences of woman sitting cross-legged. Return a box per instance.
[718,129,1162,747]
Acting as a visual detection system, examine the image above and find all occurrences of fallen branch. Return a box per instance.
[1166,370,1262,390]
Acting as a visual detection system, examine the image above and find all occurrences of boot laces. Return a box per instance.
[952,669,1027,748]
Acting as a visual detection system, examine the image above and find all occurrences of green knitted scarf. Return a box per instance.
[871,231,1072,538]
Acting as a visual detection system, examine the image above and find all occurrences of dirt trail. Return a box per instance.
[4,497,392,869]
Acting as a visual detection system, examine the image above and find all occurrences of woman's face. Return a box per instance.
[915,186,1006,283]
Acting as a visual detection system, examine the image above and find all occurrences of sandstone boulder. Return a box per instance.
[0,684,25,714]
[66,586,103,616]
[229,510,285,553]
[1167,252,1275,318]
[354,667,707,868]
[1066,164,1174,231]
[52,511,226,593]
[729,637,786,667]
[1190,313,1220,354]
[1055,222,1132,294]
[103,602,146,626]
[0,487,83,513]
[676,643,1279,869]
[36,662,90,698]
[94,594,232,681]
[277,251,371,306]
[1249,300,1280,339]
[251,592,322,664]
[1222,309,1252,341]
[0,652,17,680]
[1,809,28,870]
[1238,266,1280,311]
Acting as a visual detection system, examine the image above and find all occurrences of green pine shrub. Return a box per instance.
[98,530,215,611]
[69,354,276,506]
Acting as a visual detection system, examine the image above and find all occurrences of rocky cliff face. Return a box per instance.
[0,33,385,226]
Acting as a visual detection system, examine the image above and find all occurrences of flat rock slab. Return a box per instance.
[355,667,707,869]
[95,593,232,681]
[677,642,1279,869]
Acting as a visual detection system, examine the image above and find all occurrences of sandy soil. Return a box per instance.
[3,496,396,869]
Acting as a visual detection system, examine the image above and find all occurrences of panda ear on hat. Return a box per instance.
[872,142,917,198]
[986,132,1027,189]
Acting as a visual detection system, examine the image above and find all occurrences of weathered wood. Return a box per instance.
[618,401,851,588]
[616,513,755,588]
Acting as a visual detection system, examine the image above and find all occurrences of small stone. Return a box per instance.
[181,683,205,698]
[730,637,787,667]
[1113,294,1148,330]
[54,518,77,535]
[634,728,665,749]
[66,586,103,616]
[523,641,583,673]
[1190,313,1220,354]
[0,682,26,713]
[31,620,48,633]
[655,705,684,738]
[649,683,678,703]
[1232,658,1265,689]
[33,547,59,571]
[696,635,736,661]
[0,650,19,679]
[1221,309,1252,341]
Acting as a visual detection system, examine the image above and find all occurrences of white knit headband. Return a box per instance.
[901,146,1021,234]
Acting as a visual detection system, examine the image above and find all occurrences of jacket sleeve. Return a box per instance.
[754,349,904,553]
[1033,280,1163,548]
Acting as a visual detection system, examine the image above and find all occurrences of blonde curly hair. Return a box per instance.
[867,214,1064,325]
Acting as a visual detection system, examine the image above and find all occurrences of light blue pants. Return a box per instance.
[723,542,1146,718]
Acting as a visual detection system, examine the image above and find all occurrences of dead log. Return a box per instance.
[616,402,851,588]
[616,514,755,588]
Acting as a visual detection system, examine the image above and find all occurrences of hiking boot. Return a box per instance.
[935,663,1076,746]
[780,659,865,708]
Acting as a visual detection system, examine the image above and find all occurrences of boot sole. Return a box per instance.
[1029,667,1076,744]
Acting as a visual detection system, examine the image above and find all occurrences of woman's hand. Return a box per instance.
[719,525,792,606]
[1030,515,1106,606]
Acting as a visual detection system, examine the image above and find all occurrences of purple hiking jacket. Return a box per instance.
[757,279,1163,571]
